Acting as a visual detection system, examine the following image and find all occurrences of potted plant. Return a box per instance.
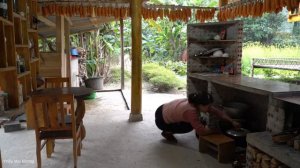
[85,57,106,90]
[84,24,114,90]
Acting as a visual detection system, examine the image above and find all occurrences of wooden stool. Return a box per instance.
[199,134,235,163]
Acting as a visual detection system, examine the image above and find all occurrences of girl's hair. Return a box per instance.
[188,92,213,106]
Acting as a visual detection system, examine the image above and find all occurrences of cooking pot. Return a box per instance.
[226,128,249,137]
[226,128,250,147]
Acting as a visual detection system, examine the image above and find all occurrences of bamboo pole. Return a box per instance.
[129,0,143,122]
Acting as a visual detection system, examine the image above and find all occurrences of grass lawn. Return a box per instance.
[242,43,300,81]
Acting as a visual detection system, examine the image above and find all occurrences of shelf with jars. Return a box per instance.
[0,0,40,117]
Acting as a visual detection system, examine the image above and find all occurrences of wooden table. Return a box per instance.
[31,87,93,157]
[32,87,93,126]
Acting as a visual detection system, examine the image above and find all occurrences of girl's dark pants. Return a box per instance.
[155,105,193,134]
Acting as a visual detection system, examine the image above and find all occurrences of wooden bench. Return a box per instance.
[251,58,300,77]
[199,134,235,163]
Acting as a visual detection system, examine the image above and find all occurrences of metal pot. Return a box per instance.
[226,128,250,147]
[226,128,249,137]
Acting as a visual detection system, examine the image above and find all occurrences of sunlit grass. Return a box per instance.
[242,43,300,81]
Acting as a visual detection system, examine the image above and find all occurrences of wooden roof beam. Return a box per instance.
[65,17,73,26]
[37,15,56,27]
[38,18,115,34]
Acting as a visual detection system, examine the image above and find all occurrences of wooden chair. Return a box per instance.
[45,77,71,114]
[45,77,71,88]
[31,93,82,168]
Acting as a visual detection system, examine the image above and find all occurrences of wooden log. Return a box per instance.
[294,139,300,150]
[270,158,280,167]
[256,153,262,163]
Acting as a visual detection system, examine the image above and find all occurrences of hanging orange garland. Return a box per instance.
[39,3,216,23]
[218,0,300,21]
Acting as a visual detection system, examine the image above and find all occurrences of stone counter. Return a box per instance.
[189,73,300,96]
[187,73,300,132]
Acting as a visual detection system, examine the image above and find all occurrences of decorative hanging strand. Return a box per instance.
[218,0,300,21]
[39,2,217,23]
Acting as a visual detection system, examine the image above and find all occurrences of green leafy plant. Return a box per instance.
[164,61,187,76]
[143,63,184,92]
[106,68,131,83]
[142,63,165,81]
[85,24,116,79]
[149,75,180,92]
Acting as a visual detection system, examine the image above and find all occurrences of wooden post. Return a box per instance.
[129,0,143,122]
[80,32,84,48]
[65,18,71,78]
[120,19,125,90]
[56,16,66,77]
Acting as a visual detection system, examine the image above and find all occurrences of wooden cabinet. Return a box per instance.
[0,0,39,112]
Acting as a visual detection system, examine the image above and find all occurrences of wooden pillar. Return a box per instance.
[129,0,143,122]
[120,19,125,90]
[56,16,66,77]
[65,18,70,78]
[79,32,84,48]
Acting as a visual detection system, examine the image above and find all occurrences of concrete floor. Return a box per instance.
[0,90,231,168]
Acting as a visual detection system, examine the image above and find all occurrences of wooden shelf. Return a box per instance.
[15,44,29,48]
[17,71,31,79]
[0,17,13,26]
[0,0,40,112]
[0,66,16,72]
[13,12,26,21]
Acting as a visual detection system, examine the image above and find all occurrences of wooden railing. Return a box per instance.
[251,58,300,77]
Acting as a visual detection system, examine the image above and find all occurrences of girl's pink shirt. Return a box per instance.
[162,98,224,134]
[162,99,206,134]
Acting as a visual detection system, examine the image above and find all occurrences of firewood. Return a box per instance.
[272,130,299,144]
[262,154,271,161]
[247,146,258,159]
[256,153,262,163]
[262,159,270,168]
[271,158,280,166]
[252,162,259,168]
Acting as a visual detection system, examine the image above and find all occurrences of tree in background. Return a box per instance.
[141,0,218,62]
[242,10,299,46]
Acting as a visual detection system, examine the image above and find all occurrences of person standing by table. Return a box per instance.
[155,92,240,143]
